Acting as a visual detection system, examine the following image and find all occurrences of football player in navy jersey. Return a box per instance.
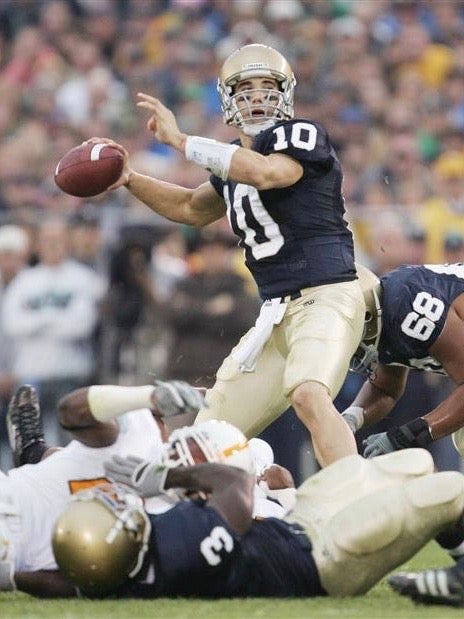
[343,263,464,461]
[86,44,365,467]
[50,446,464,599]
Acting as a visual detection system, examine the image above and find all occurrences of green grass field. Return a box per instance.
[0,542,461,619]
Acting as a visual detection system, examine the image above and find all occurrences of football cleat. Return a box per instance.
[6,385,45,466]
[389,566,464,607]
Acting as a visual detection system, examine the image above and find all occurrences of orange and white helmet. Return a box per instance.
[162,420,254,474]
[217,44,296,136]
[248,438,274,475]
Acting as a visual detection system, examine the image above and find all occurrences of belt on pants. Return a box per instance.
[273,290,302,303]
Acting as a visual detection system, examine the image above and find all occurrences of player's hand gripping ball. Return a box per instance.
[54,143,124,197]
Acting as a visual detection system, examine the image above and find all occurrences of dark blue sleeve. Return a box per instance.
[209,174,224,197]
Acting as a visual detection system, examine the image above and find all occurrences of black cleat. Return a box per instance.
[6,385,45,466]
[389,567,464,607]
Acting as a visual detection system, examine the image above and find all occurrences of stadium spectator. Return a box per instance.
[1,216,106,445]
[0,224,30,469]
[68,207,105,273]
[164,228,259,390]
[357,132,430,209]
[150,227,188,301]
[98,237,167,385]
[443,230,464,264]
[418,151,464,262]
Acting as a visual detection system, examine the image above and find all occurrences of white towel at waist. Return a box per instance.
[231,298,287,372]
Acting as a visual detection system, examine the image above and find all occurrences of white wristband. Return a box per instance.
[185,136,239,180]
[341,406,365,432]
[88,385,154,422]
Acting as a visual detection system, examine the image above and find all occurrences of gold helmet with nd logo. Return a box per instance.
[52,484,150,596]
[217,44,296,136]
[350,264,383,374]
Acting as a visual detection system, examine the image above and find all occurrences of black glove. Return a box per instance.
[386,418,433,450]
[363,418,433,458]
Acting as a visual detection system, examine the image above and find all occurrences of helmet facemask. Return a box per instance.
[350,265,383,376]
[162,420,254,474]
[350,286,382,376]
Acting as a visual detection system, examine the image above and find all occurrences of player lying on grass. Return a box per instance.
[342,263,464,466]
[0,382,291,596]
[49,446,464,599]
[0,380,202,595]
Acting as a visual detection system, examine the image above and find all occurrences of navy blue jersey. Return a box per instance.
[379,264,464,372]
[119,499,323,598]
[210,119,355,299]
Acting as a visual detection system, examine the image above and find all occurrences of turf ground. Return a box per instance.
[0,542,462,618]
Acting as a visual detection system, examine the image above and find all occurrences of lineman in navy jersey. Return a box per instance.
[87,44,365,467]
[53,447,464,599]
[343,264,464,458]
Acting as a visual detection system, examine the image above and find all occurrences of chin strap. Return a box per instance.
[242,119,277,137]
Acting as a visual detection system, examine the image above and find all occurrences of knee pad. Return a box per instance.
[372,448,434,477]
[326,471,464,562]
[330,489,403,555]
[312,485,408,596]
[311,472,464,596]
[296,450,433,512]
[299,454,366,500]
[404,471,464,522]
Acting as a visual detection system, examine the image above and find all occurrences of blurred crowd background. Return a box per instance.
[0,0,463,480]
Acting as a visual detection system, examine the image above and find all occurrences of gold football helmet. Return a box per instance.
[52,484,150,596]
[218,44,296,135]
[350,263,383,374]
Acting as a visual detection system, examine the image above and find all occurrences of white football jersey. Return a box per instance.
[253,484,286,519]
[6,408,167,571]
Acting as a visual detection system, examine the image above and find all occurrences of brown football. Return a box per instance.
[54,143,124,198]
